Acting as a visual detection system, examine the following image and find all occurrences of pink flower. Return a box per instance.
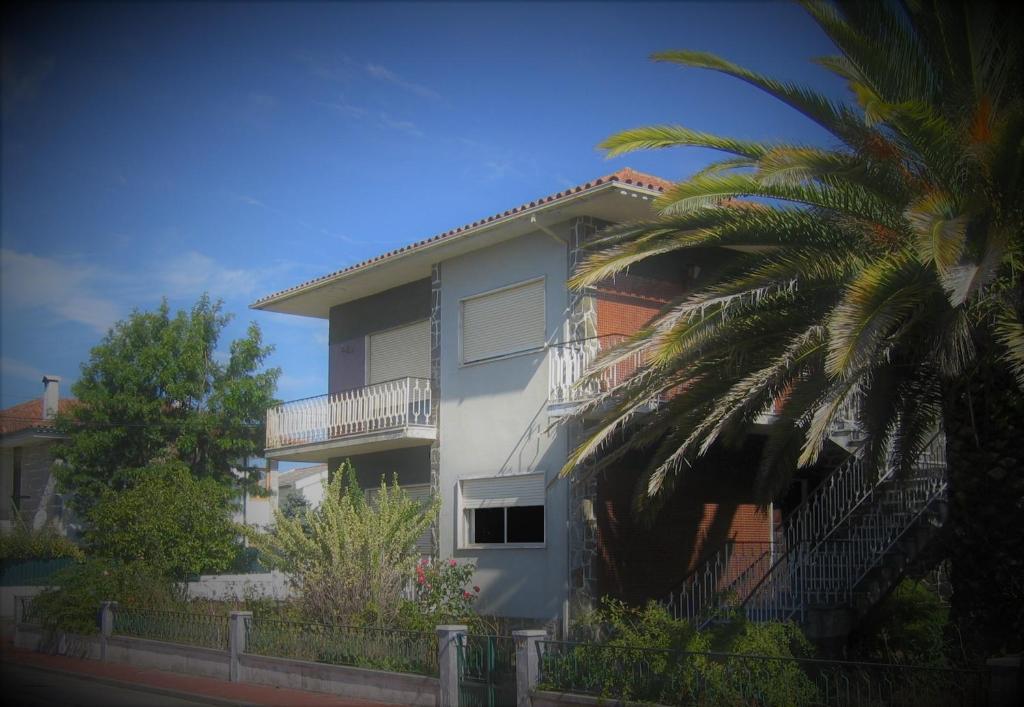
[449,559,457,567]
[417,576,425,585]
[463,591,472,599]
[473,586,480,593]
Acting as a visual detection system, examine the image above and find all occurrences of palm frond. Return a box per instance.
[600,125,772,159]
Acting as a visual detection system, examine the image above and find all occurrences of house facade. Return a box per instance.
[0,376,76,536]
[252,169,777,631]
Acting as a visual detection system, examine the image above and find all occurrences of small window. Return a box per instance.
[461,278,545,364]
[461,473,545,547]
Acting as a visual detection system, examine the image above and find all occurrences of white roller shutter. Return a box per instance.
[461,473,545,509]
[461,279,545,363]
[365,483,433,555]
[367,319,430,384]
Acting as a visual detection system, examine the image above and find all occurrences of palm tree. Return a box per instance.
[563,0,1023,658]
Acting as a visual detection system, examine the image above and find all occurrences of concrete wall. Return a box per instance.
[105,635,231,680]
[0,585,46,619]
[330,446,432,490]
[0,441,65,531]
[438,225,572,622]
[240,653,438,706]
[184,571,292,601]
[329,278,432,393]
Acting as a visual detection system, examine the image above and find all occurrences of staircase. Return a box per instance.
[663,432,948,646]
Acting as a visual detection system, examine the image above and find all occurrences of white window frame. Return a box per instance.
[459,276,546,366]
[458,472,546,550]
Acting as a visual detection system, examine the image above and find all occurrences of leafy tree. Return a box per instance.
[564,1,1022,657]
[55,295,280,514]
[247,461,438,625]
[85,461,239,579]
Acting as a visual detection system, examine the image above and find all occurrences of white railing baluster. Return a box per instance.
[264,377,434,450]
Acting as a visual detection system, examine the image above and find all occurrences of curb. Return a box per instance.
[6,659,256,707]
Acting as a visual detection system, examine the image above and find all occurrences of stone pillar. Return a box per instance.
[513,629,547,707]
[429,263,443,560]
[437,624,467,707]
[229,611,252,683]
[99,601,117,661]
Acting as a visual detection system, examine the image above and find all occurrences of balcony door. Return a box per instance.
[366,319,431,385]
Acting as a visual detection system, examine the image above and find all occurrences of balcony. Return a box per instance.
[548,335,646,416]
[265,377,435,462]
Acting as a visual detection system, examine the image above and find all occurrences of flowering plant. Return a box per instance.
[414,557,479,621]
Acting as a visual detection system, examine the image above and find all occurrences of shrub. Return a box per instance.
[246,461,438,625]
[848,578,950,666]
[30,558,180,634]
[0,523,83,562]
[85,461,240,579]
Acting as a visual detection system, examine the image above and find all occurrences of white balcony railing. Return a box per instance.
[266,377,433,450]
[549,335,644,405]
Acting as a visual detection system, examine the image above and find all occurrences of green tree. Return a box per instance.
[55,295,280,514]
[86,461,239,579]
[247,461,438,625]
[564,1,1022,657]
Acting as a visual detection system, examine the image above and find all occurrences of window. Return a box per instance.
[367,319,431,384]
[461,278,545,364]
[461,473,545,546]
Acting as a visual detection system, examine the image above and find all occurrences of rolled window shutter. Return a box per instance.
[367,319,431,384]
[461,473,545,509]
[462,279,545,363]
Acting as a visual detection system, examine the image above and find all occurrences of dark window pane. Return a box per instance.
[474,508,505,544]
[507,505,544,543]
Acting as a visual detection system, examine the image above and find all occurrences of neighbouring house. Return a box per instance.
[276,464,329,511]
[0,376,77,536]
[232,460,280,531]
[251,169,947,644]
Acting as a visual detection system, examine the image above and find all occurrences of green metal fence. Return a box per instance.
[112,608,229,650]
[244,617,437,676]
[15,595,40,624]
[457,634,516,707]
[0,558,75,586]
[537,640,991,707]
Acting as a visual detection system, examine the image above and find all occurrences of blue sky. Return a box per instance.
[1,1,844,409]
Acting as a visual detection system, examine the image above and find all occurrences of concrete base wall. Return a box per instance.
[104,635,230,680]
[240,653,438,706]
[532,690,640,707]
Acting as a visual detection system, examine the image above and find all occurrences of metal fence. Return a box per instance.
[456,634,516,707]
[244,617,437,676]
[112,608,229,650]
[536,640,990,707]
[16,595,40,624]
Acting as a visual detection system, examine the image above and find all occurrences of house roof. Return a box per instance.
[277,463,329,487]
[0,398,78,437]
[251,168,672,317]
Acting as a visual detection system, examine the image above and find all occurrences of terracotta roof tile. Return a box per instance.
[253,168,672,308]
[0,398,77,436]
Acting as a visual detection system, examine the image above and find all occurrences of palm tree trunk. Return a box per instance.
[943,358,1024,660]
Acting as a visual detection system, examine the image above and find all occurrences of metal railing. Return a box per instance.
[548,335,645,405]
[244,617,437,676]
[536,640,990,707]
[266,376,434,450]
[663,541,774,623]
[112,608,230,649]
[16,595,40,624]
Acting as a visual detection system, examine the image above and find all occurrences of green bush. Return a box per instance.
[849,579,950,666]
[0,523,83,562]
[30,558,181,634]
[544,598,816,706]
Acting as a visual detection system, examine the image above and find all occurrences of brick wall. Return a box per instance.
[594,438,772,605]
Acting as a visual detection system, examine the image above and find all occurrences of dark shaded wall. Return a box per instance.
[594,437,772,605]
[328,278,432,393]
[328,446,431,489]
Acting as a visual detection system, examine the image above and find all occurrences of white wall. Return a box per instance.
[438,226,571,622]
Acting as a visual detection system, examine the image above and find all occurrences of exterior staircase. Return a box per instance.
[663,431,948,649]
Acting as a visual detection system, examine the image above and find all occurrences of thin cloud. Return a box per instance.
[379,113,423,137]
[158,251,260,300]
[0,249,122,333]
[366,63,440,100]
[0,356,45,383]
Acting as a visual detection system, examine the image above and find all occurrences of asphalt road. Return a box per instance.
[2,662,222,707]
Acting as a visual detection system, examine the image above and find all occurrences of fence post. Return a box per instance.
[99,601,117,661]
[437,624,467,707]
[513,629,547,707]
[229,611,252,683]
